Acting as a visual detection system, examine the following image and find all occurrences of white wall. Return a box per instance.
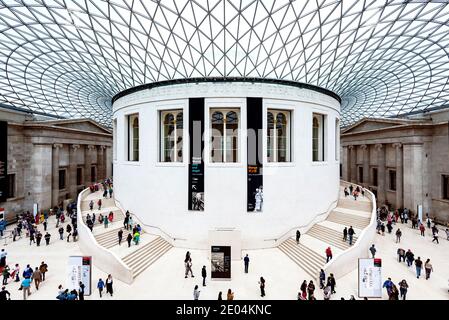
[113,82,341,249]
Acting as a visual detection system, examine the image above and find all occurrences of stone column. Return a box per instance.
[342,146,350,181]
[68,145,80,200]
[84,145,95,186]
[393,143,403,209]
[31,144,52,211]
[403,144,424,213]
[349,145,357,183]
[97,146,105,182]
[375,144,386,205]
[360,144,370,186]
[52,144,63,207]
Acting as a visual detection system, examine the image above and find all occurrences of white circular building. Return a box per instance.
[112,78,341,249]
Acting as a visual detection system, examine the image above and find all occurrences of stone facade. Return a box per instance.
[340,109,449,224]
[0,106,113,222]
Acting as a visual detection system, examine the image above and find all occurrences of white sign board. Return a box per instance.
[358,258,382,298]
[67,256,92,296]
[33,203,38,218]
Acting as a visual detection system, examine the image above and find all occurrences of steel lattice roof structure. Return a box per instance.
[1,0,449,126]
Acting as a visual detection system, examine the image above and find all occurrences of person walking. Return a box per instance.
[319,269,326,289]
[307,280,315,300]
[201,266,207,287]
[78,282,85,301]
[300,280,307,299]
[432,229,439,244]
[89,200,94,211]
[21,277,32,300]
[44,232,51,245]
[104,215,109,229]
[348,226,355,245]
[117,229,123,246]
[325,247,333,263]
[244,254,250,273]
[424,259,433,280]
[58,227,64,240]
[405,249,414,267]
[97,199,102,211]
[106,274,113,297]
[259,277,266,297]
[296,230,301,244]
[399,280,409,300]
[343,227,348,242]
[227,289,234,300]
[2,266,10,285]
[396,228,402,243]
[218,292,223,300]
[29,232,35,246]
[32,267,42,290]
[185,257,194,278]
[0,249,6,268]
[369,244,377,258]
[0,286,11,301]
[327,274,336,294]
[12,264,20,282]
[39,262,48,281]
[419,223,425,237]
[415,257,423,279]
[383,278,393,297]
[97,278,105,298]
[66,224,72,243]
[43,220,47,232]
[397,248,406,263]
[389,284,399,300]
[193,285,200,300]
[126,233,132,247]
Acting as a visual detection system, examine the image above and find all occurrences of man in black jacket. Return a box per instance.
[348,226,355,245]
[202,266,207,287]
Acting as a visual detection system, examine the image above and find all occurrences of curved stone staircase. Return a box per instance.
[278,186,373,279]
[80,191,172,280]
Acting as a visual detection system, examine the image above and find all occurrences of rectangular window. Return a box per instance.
[91,166,97,183]
[442,175,449,200]
[210,109,240,163]
[372,168,378,187]
[389,170,397,191]
[76,168,83,186]
[267,110,291,163]
[127,114,139,161]
[312,113,326,162]
[59,169,66,190]
[358,166,364,184]
[160,110,183,162]
[335,119,340,161]
[7,174,15,199]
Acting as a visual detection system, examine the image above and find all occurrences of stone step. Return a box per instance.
[337,199,372,211]
[122,237,173,278]
[95,229,145,249]
[327,212,370,229]
[307,224,358,250]
[278,238,325,279]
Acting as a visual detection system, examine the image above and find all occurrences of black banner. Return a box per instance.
[247,98,263,212]
[0,121,7,202]
[189,98,205,211]
[211,246,231,279]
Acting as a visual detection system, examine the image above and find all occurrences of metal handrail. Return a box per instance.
[112,198,187,243]
[264,198,339,243]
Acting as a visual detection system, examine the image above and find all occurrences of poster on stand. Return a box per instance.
[211,246,231,280]
[358,258,382,298]
[68,256,92,296]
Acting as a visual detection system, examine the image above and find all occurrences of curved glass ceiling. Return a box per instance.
[1,0,449,126]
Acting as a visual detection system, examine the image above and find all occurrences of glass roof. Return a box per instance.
[0,0,448,126]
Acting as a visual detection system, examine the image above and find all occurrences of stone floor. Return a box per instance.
[1,210,448,300]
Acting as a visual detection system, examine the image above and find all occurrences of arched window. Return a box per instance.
[161,110,183,162]
[128,114,139,161]
[210,109,239,163]
[313,113,326,162]
[267,110,290,162]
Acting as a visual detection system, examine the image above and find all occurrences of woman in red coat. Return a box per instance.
[108,212,114,223]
